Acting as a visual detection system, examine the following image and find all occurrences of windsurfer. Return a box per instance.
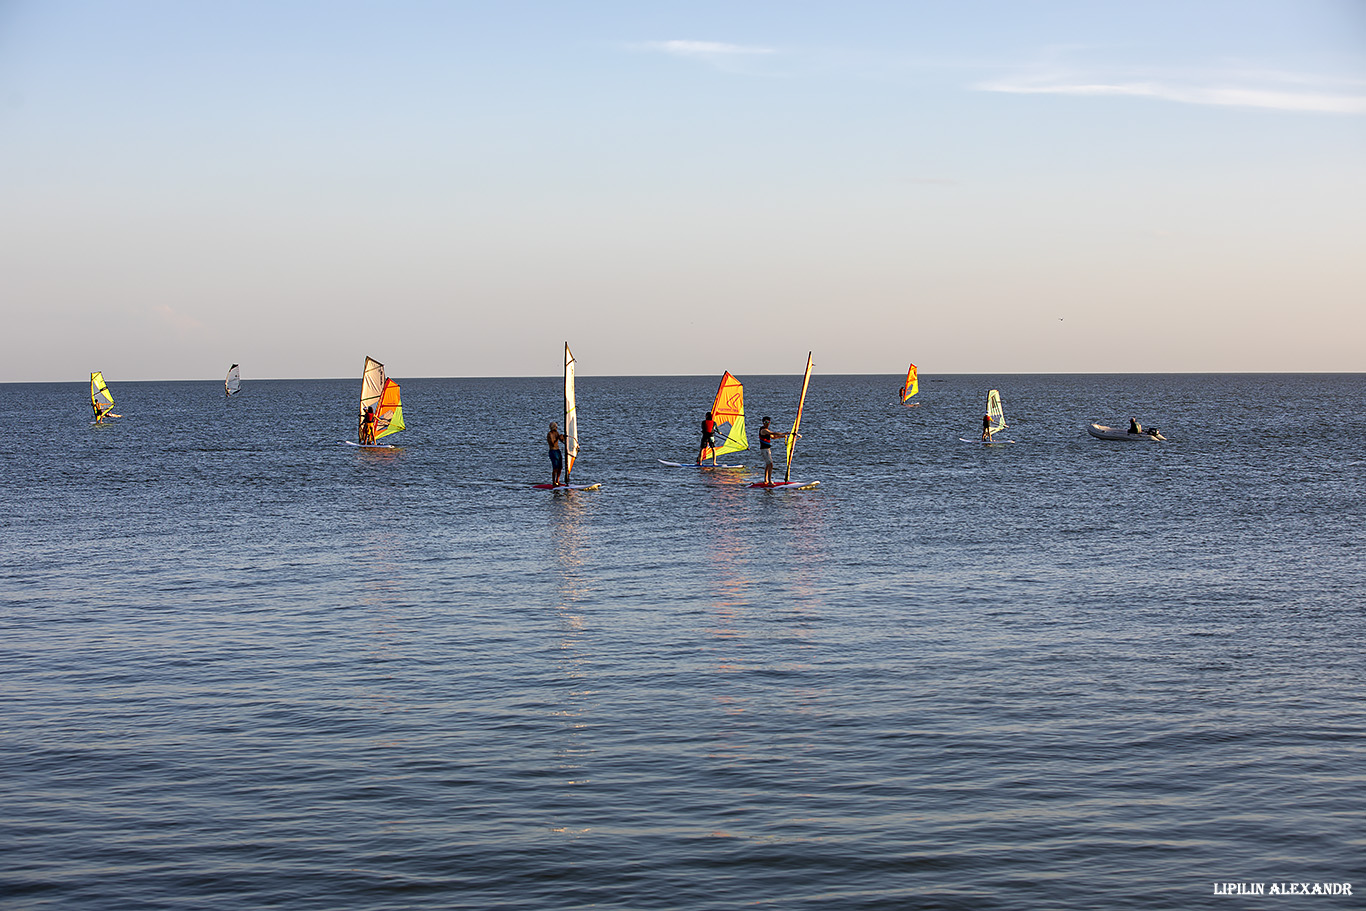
[981,412,994,441]
[360,406,377,445]
[696,412,717,465]
[758,417,789,485]
[548,422,564,486]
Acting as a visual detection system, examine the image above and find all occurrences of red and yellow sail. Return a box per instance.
[703,371,748,460]
[900,363,918,404]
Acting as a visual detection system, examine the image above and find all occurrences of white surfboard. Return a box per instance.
[657,459,746,469]
[342,440,397,449]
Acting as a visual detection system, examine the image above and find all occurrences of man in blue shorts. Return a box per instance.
[547,422,564,486]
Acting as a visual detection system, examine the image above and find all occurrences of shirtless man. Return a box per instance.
[547,422,564,486]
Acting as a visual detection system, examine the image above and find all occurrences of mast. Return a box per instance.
[785,352,814,483]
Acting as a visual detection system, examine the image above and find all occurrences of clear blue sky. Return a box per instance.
[3,0,1363,380]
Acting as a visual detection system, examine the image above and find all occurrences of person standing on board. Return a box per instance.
[696,411,717,465]
[758,416,790,485]
[360,406,377,445]
[981,411,994,442]
[547,421,564,487]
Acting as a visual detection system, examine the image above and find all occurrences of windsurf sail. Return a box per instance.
[225,364,241,396]
[359,356,405,442]
[986,389,1006,435]
[900,363,918,404]
[90,371,115,422]
[564,343,579,479]
[785,352,814,483]
[703,371,748,460]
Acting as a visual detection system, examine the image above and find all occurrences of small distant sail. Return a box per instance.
[704,372,748,460]
[987,389,1006,433]
[900,363,918,404]
[225,364,241,396]
[785,352,814,483]
[90,371,115,422]
[564,343,579,478]
[359,356,405,442]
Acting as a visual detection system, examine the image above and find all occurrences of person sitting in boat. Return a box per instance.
[981,412,994,441]
[696,411,716,465]
[1128,417,1141,435]
[360,406,377,445]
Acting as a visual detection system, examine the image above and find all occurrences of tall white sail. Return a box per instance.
[225,364,241,396]
[564,343,579,478]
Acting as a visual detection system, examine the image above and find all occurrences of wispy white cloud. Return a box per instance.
[634,40,779,73]
[642,40,776,60]
[979,65,1366,115]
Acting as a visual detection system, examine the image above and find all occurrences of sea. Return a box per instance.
[3,373,1363,910]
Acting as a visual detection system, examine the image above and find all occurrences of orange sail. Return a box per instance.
[900,363,918,404]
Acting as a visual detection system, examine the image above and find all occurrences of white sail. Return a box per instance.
[564,343,579,478]
[225,364,241,396]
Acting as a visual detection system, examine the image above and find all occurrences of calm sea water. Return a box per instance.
[3,373,1363,910]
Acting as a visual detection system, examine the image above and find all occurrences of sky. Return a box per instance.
[2,0,1364,381]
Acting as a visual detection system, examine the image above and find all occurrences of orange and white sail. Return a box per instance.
[360,356,405,441]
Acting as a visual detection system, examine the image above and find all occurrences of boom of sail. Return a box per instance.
[704,372,748,460]
[225,364,241,396]
[360,356,405,442]
[564,343,579,478]
[785,353,814,482]
[900,364,918,404]
[90,371,116,422]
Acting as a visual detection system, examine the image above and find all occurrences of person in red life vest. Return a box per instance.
[696,411,717,465]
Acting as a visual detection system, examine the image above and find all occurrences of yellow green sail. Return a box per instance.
[986,388,1006,435]
[705,371,748,460]
[90,371,115,422]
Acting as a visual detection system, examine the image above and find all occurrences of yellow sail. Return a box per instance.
[986,389,1006,435]
[785,353,813,482]
[705,372,748,460]
[900,363,918,404]
[90,371,115,422]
